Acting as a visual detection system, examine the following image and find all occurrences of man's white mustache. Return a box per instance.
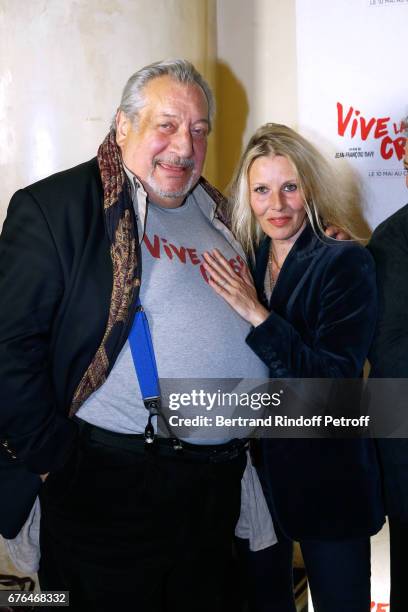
[153,156,194,170]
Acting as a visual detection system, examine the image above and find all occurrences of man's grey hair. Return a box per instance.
[111,58,215,133]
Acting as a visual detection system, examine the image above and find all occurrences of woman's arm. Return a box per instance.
[203,246,377,378]
[202,250,270,327]
[246,247,377,378]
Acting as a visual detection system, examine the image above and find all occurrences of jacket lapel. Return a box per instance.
[255,223,325,315]
[253,237,271,305]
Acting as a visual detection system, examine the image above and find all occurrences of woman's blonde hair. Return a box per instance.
[231,123,370,257]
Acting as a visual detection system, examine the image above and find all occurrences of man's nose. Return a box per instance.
[170,128,194,158]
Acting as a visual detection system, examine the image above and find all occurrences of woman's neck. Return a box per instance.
[270,220,307,268]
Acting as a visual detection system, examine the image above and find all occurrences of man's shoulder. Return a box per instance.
[24,157,101,202]
[370,203,408,246]
[198,176,230,225]
[198,176,226,208]
[10,158,103,226]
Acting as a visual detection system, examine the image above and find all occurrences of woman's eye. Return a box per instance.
[160,123,173,130]
[254,186,268,194]
[283,183,297,192]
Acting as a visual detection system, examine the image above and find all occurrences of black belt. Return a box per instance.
[75,418,248,464]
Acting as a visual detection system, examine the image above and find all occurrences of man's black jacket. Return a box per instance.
[369,204,408,520]
[0,158,113,536]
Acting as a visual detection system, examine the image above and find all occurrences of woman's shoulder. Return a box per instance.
[315,237,375,289]
[318,235,374,268]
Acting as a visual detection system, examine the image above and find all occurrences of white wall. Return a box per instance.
[0,0,216,225]
[215,0,297,189]
[1,0,298,219]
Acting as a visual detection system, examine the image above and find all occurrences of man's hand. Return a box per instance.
[40,472,49,482]
[325,224,350,240]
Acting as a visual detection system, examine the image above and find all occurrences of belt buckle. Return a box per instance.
[210,446,232,464]
[211,440,246,463]
[172,439,183,451]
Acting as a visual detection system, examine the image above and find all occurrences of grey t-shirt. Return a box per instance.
[77,184,268,434]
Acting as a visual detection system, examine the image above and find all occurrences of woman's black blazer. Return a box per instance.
[247,223,385,540]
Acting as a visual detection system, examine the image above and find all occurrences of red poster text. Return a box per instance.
[337,102,406,161]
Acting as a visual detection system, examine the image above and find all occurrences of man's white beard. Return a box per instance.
[148,170,197,200]
[148,156,197,200]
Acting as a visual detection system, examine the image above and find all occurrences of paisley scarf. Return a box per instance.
[70,131,141,415]
[69,131,228,415]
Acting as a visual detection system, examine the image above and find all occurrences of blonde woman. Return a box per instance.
[203,124,384,612]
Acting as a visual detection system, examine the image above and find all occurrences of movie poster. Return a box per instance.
[296,1,407,608]
[296,0,407,231]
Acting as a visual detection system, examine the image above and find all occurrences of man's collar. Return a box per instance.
[121,165,245,260]
[123,163,147,199]
[122,163,148,242]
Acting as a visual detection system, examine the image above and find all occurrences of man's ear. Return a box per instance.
[115,110,131,146]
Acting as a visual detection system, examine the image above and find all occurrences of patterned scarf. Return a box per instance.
[70,131,141,415]
[69,131,229,416]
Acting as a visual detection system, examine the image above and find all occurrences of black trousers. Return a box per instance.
[38,423,246,612]
[236,533,371,612]
[389,516,408,612]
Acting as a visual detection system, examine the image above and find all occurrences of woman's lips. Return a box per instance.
[268,217,291,227]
